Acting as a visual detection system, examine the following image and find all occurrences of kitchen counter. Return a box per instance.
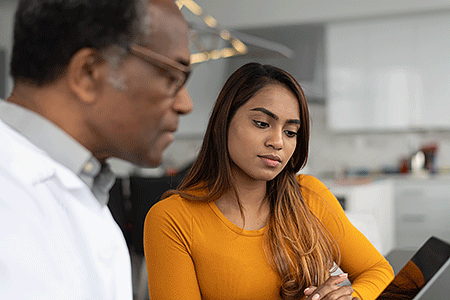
[316,174,450,252]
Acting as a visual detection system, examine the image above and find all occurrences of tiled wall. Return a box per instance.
[307,104,450,178]
[111,103,450,178]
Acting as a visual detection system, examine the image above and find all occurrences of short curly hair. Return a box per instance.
[10,0,147,86]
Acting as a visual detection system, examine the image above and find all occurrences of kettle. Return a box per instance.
[410,150,427,176]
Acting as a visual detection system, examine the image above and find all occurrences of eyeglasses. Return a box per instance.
[126,43,191,96]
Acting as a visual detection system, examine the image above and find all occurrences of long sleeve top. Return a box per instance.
[144,174,394,300]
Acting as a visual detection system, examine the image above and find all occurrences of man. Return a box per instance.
[0,0,192,299]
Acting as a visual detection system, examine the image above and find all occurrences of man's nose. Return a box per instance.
[173,86,193,115]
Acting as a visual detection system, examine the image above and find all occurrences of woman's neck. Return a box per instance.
[215,179,270,230]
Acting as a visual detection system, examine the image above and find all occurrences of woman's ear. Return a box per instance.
[66,48,106,104]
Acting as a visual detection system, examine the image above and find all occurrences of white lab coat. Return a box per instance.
[0,119,132,300]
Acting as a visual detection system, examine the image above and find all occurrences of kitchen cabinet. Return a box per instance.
[325,176,450,253]
[326,12,450,131]
[325,179,396,255]
[394,178,450,250]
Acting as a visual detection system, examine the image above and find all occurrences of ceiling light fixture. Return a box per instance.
[175,0,248,65]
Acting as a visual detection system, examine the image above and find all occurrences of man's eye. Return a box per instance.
[158,68,178,83]
[253,120,269,128]
[168,75,178,83]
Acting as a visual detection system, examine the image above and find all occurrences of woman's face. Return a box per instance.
[227,83,301,183]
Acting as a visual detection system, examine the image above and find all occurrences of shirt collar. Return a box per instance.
[0,100,115,206]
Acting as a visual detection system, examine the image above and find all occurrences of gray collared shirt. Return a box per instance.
[0,99,115,206]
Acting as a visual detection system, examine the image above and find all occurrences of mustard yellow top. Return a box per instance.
[144,175,394,300]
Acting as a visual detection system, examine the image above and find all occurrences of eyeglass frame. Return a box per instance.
[122,43,191,96]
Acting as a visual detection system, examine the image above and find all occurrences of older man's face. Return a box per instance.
[91,1,193,167]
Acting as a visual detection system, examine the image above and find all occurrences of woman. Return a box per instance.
[144,63,394,300]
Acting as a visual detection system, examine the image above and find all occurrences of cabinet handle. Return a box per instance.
[401,214,426,222]
[399,189,425,197]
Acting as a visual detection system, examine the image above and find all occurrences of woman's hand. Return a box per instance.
[303,273,359,300]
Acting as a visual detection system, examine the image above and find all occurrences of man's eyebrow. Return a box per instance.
[250,107,301,125]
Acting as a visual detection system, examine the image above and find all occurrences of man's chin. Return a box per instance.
[136,154,163,169]
[121,136,174,168]
[118,150,162,169]
[140,134,175,167]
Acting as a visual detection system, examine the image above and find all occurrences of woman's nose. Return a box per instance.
[265,130,283,150]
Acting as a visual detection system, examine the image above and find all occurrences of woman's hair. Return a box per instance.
[164,62,339,299]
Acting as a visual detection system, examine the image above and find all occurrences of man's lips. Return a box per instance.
[163,124,178,134]
[164,118,179,133]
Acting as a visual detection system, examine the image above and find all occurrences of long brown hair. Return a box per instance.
[164,62,339,299]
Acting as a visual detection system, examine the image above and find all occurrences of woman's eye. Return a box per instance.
[253,120,269,128]
[285,130,298,138]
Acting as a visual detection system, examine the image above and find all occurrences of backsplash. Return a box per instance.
[307,104,450,178]
[110,103,450,179]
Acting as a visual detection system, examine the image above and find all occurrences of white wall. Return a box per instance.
[176,57,228,137]
[193,0,450,29]
[0,0,18,97]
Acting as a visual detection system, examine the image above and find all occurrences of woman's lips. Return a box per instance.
[259,155,281,167]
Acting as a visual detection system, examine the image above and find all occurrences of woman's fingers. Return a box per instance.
[309,286,353,300]
[304,286,317,296]
[305,273,354,299]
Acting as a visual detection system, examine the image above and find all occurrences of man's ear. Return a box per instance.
[66,48,106,104]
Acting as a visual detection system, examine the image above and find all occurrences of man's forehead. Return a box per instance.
[147,0,186,29]
[144,2,190,63]
[145,2,188,39]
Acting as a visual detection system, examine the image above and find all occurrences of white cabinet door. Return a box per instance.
[326,12,450,131]
[327,22,372,131]
[394,179,450,249]
[415,13,450,129]
[366,18,417,130]
[327,180,396,255]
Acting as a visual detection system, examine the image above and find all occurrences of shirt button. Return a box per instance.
[83,162,94,173]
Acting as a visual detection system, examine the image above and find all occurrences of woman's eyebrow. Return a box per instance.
[250,107,301,125]
[287,119,301,125]
[251,107,278,120]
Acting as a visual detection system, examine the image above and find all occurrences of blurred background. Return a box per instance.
[2,0,450,297]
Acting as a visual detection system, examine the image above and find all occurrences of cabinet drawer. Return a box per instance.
[397,207,450,231]
[396,230,431,249]
[394,179,450,249]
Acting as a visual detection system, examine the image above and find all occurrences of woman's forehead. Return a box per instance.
[244,85,299,113]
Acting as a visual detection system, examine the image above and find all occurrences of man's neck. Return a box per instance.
[8,82,50,114]
[7,81,96,160]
